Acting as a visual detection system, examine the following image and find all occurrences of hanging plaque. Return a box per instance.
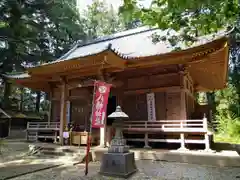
[147,92,156,121]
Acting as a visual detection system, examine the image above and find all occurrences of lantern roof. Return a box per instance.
[108,106,129,119]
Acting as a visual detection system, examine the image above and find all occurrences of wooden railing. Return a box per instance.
[26,122,60,142]
[123,118,212,151]
[123,119,207,133]
[27,122,60,130]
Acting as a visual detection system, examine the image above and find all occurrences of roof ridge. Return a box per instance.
[76,26,158,48]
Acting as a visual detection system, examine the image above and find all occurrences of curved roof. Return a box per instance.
[31,26,230,67]
[4,26,230,93]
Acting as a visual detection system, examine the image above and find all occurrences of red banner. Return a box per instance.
[91,81,111,128]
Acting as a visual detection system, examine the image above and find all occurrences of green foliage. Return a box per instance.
[213,25,240,142]
[120,0,239,46]
[216,112,240,137]
[215,84,240,142]
[214,134,240,144]
[0,0,86,72]
[81,0,126,39]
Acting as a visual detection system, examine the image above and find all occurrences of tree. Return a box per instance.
[81,0,125,39]
[120,0,239,44]
[0,0,87,111]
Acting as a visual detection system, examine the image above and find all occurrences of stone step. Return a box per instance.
[39,150,66,156]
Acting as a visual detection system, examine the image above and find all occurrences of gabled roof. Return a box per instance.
[31,26,230,68]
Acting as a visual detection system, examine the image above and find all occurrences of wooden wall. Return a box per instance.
[51,100,60,122]
[119,64,184,121]
[122,90,183,121]
[122,93,148,120]
[184,73,195,119]
[123,73,180,91]
[166,92,181,120]
[51,87,92,129]
[50,64,196,123]
[155,92,166,120]
[70,88,92,130]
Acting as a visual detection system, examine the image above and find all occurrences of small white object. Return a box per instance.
[63,131,69,139]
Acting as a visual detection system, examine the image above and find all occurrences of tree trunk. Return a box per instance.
[35,91,41,112]
[3,79,12,109]
[206,92,216,123]
[19,87,24,112]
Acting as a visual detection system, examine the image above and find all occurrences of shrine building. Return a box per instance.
[6,26,230,150]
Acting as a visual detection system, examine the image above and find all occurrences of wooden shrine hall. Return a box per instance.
[6,26,230,150]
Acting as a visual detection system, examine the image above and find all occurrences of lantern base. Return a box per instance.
[99,152,137,178]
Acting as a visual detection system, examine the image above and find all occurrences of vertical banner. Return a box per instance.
[85,80,111,176]
[91,81,111,128]
[147,92,156,121]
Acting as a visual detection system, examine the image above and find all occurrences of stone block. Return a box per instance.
[108,145,129,153]
[99,152,137,178]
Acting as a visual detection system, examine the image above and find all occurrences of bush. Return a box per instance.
[215,112,240,144]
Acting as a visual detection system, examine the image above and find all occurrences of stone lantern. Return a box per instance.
[99,106,137,178]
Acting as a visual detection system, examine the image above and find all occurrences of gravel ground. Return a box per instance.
[0,139,29,163]
[1,140,240,180]
[9,160,240,180]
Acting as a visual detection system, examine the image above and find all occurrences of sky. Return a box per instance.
[76,0,151,12]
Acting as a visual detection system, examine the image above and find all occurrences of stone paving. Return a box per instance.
[9,160,240,180]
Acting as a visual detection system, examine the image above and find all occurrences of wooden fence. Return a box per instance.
[26,118,212,151]
[26,122,60,142]
[123,117,212,150]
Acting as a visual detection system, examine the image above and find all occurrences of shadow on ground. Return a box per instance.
[0,158,63,180]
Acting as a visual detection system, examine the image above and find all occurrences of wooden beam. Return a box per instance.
[124,86,181,95]
[121,72,179,82]
[55,77,123,89]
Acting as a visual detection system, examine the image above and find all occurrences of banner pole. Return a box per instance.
[85,80,97,176]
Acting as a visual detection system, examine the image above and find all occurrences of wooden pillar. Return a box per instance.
[203,116,211,151]
[48,91,52,124]
[180,71,187,120]
[179,121,186,149]
[59,81,67,145]
[179,70,187,151]
[100,127,106,147]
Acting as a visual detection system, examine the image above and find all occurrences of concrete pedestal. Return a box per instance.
[99,152,137,178]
